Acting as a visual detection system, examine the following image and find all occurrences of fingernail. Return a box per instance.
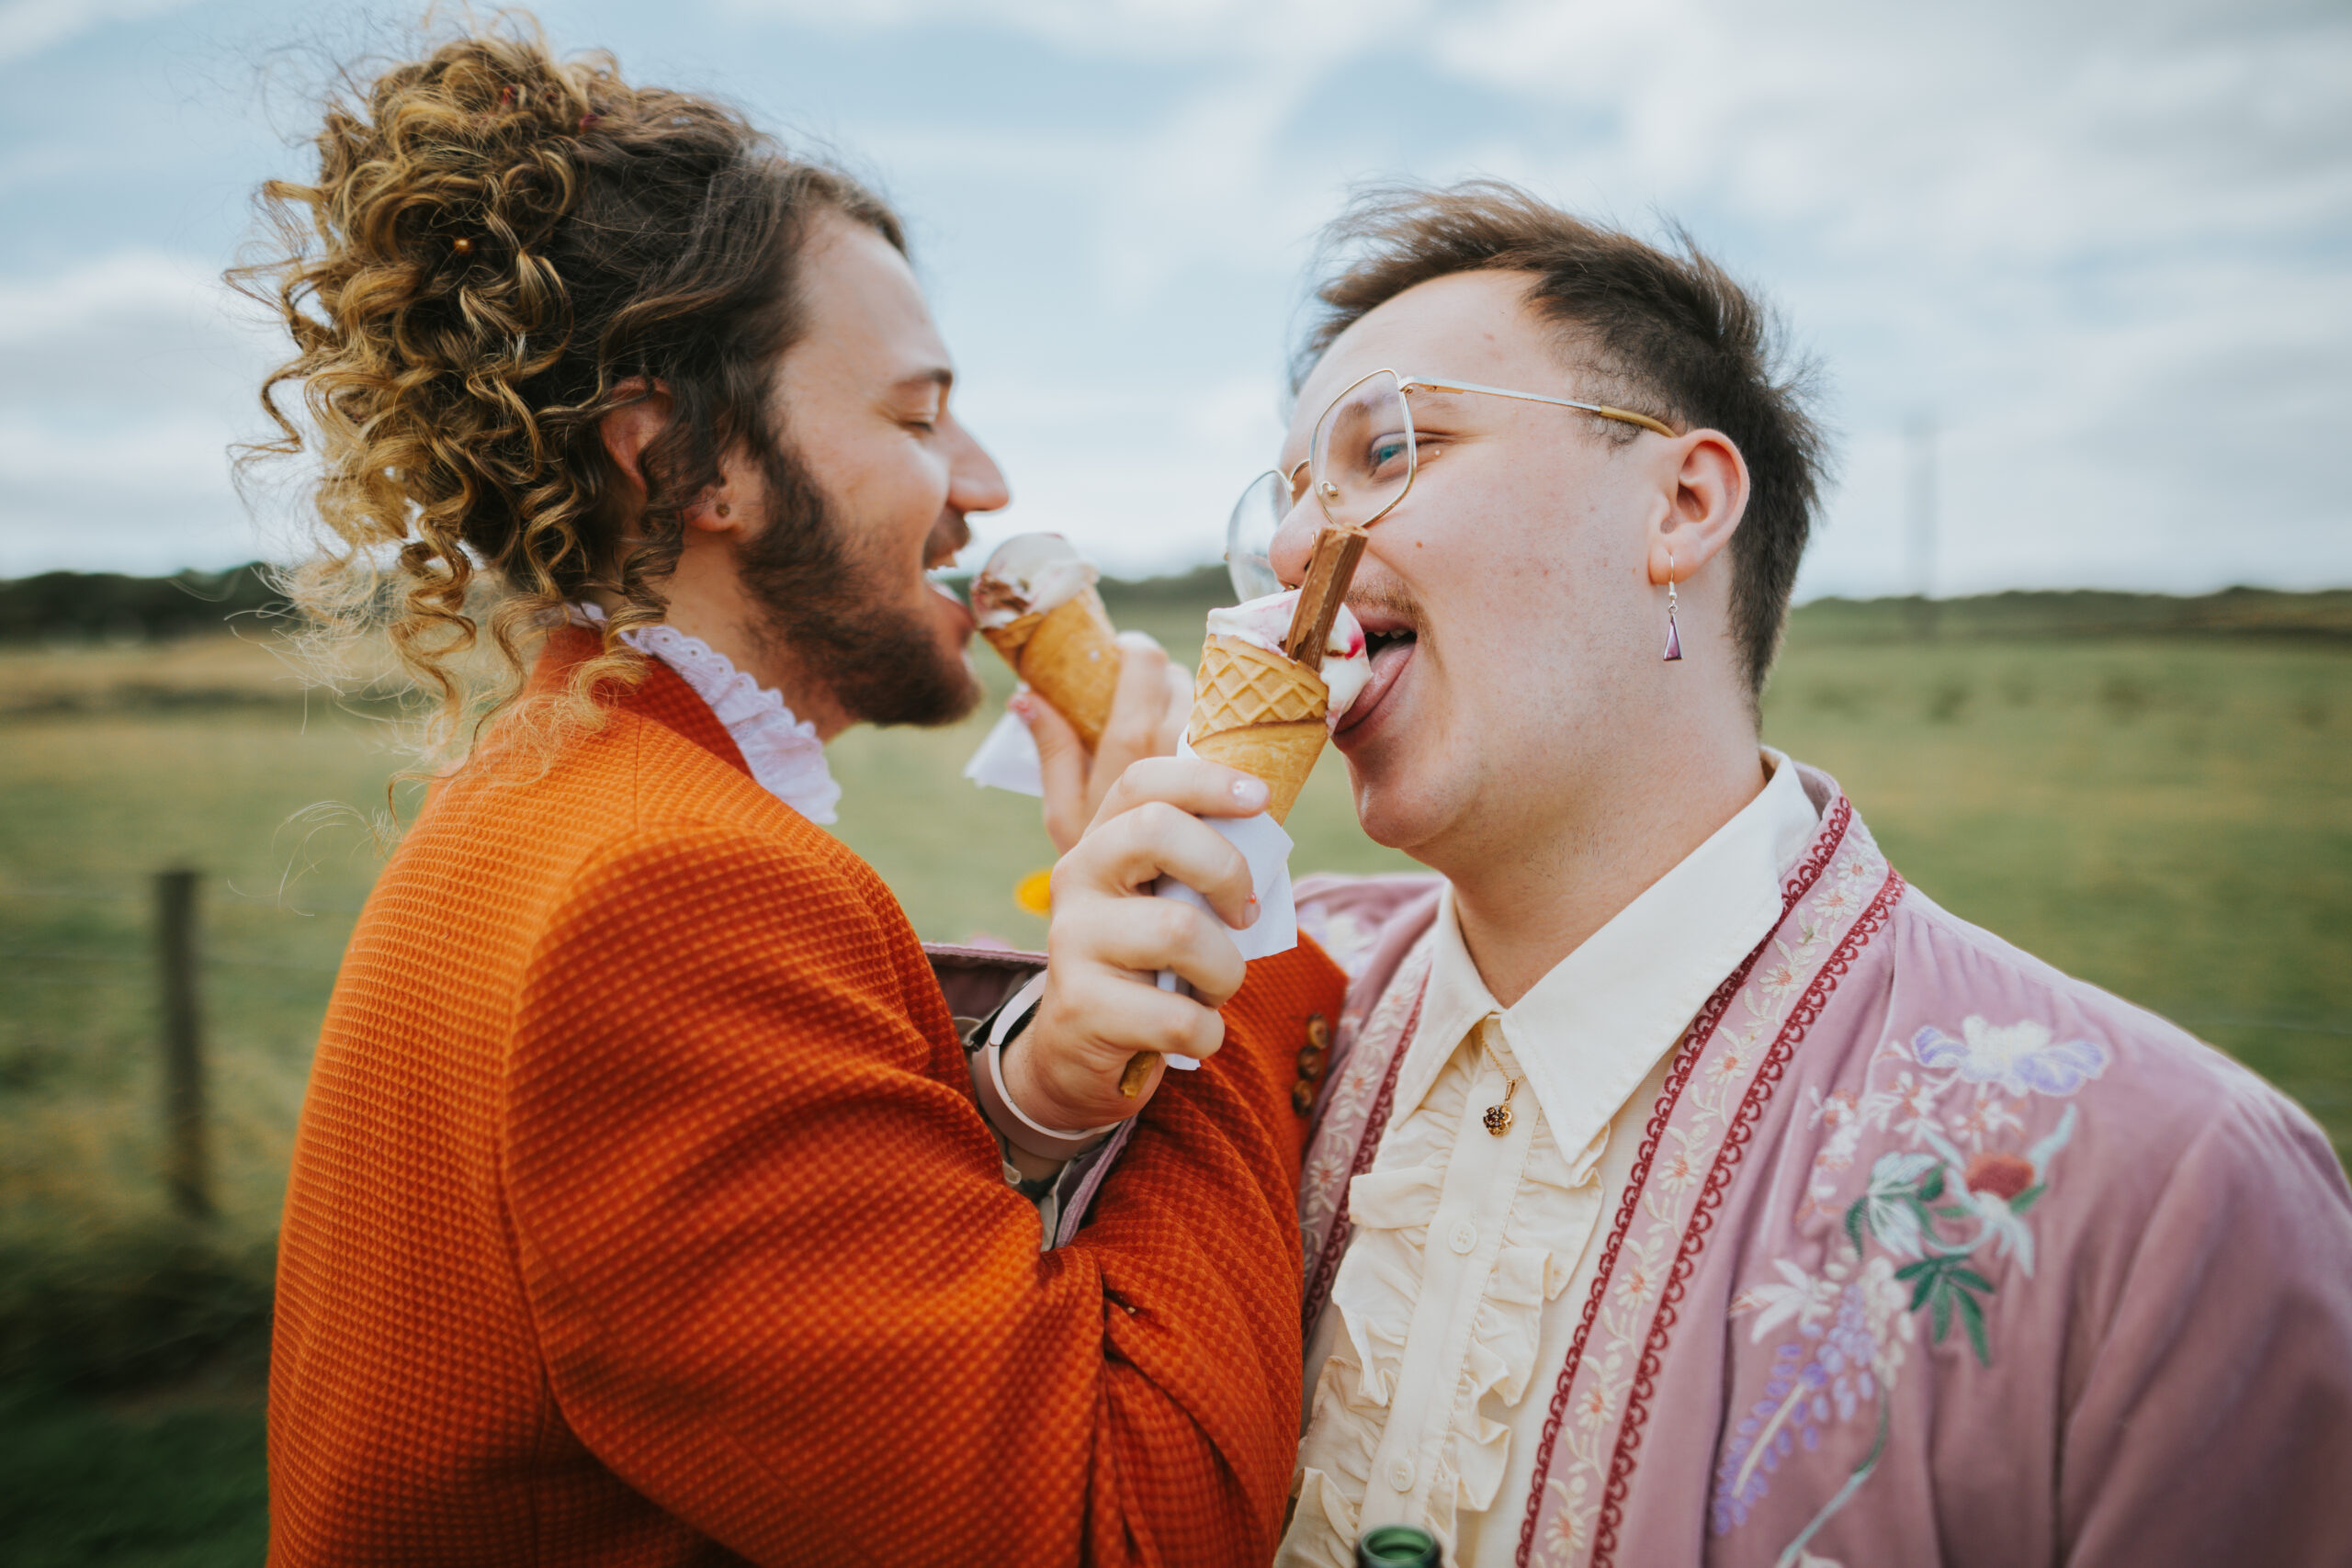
[1009,694,1034,719]
[1245,894,1261,927]
[1232,777,1269,807]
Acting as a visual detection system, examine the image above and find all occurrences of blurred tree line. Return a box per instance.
[8,560,2346,648]
[0,565,282,646]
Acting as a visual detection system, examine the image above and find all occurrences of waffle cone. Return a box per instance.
[979,611,1043,670]
[983,588,1122,750]
[1186,634,1329,824]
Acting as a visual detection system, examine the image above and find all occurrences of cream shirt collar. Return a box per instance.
[1396,749,1821,1166]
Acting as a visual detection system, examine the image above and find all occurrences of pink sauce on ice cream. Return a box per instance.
[1203,590,1371,728]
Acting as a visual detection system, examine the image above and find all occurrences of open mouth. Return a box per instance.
[1337,625,1418,737]
[923,523,971,598]
[926,569,976,635]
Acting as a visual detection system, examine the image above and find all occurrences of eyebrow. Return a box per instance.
[891,367,955,396]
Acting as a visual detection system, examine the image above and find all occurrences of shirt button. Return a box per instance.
[1450,1219,1478,1255]
[1388,1457,1416,1491]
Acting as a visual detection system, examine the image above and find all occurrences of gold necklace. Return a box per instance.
[1478,1035,1520,1136]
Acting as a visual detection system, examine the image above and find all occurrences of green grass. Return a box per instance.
[0,701,401,1245]
[1757,635,2352,1145]
[0,1230,273,1563]
[0,1387,268,1567]
[1,608,2346,1256]
[0,598,2346,1560]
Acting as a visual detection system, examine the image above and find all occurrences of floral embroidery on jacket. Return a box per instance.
[1715,1015,2109,1562]
[1521,802,1894,1566]
[1912,1017,2109,1098]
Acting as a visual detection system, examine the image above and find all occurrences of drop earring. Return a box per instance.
[1662,547,1684,662]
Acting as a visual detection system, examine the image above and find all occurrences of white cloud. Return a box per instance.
[6,0,2346,595]
[0,249,287,575]
[825,0,2351,595]
[0,0,200,67]
[723,0,1424,64]
[956,371,1283,578]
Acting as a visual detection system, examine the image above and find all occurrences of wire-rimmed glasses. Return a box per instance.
[1224,369,1679,602]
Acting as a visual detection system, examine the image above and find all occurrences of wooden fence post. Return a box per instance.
[155,867,211,1220]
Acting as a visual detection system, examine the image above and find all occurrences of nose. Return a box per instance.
[1267,495,1320,588]
[944,416,1012,516]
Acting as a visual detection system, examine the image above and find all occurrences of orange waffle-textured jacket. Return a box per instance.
[268,628,1345,1566]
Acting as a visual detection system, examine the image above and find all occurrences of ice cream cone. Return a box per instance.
[978,610,1044,670]
[1186,633,1329,824]
[986,587,1122,750]
[1116,635,1329,1098]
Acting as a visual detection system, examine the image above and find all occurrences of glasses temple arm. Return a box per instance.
[1401,378,1678,439]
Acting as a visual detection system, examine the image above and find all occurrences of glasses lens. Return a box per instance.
[1225,468,1290,603]
[1309,369,1412,529]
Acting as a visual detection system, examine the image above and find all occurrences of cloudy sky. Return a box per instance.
[2,0,2347,598]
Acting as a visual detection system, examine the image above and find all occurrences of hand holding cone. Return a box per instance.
[1117,525,1374,1098]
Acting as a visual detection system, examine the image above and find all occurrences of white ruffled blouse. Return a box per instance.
[572,604,842,825]
[1281,751,1823,1566]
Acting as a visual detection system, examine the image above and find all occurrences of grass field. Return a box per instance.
[1,592,2347,1561]
[2,602,2346,1238]
[0,1384,268,1568]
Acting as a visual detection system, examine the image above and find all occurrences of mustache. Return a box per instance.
[1344,573,1422,631]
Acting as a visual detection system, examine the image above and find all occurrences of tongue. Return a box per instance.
[1340,636,1414,732]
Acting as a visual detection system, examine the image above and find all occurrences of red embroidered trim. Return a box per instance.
[1301,976,1428,1347]
[1784,794,1854,906]
[1514,794,1857,1568]
[1589,862,1905,1568]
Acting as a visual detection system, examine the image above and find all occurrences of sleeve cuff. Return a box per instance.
[963,973,1117,1162]
[971,1039,1118,1163]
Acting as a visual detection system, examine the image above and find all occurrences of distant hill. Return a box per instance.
[1100,574,2352,644]
[1785,587,2352,643]
[6,561,2347,646]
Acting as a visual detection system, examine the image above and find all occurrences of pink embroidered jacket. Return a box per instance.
[1290,766,2352,1568]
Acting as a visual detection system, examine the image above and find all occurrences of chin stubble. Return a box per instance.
[735,436,980,728]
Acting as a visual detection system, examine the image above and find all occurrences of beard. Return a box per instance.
[734,434,980,728]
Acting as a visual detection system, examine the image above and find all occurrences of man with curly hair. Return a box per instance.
[251,22,1340,1567]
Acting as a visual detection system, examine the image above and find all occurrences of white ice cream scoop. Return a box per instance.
[971,533,1100,628]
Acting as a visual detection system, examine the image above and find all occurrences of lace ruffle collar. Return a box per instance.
[573,604,842,826]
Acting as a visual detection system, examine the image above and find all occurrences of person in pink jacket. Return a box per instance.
[1242,180,2352,1568]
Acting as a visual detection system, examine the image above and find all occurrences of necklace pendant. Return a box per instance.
[1482,1101,1514,1136]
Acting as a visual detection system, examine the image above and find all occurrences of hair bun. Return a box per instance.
[232,17,903,764]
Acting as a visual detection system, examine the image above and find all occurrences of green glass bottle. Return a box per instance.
[1355,1522,1442,1568]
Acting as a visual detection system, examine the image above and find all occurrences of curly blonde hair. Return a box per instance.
[233,13,902,761]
